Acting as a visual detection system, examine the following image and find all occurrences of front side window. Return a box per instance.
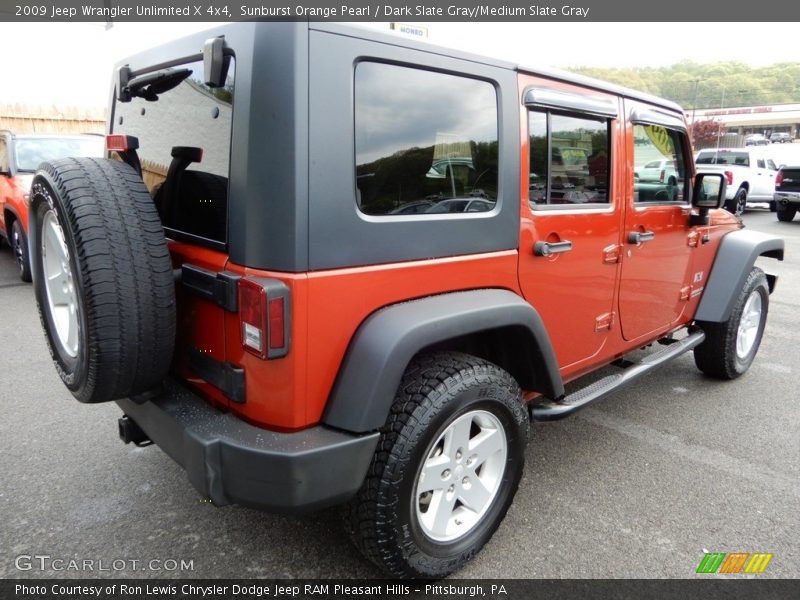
[113,58,235,244]
[632,124,687,203]
[529,111,610,207]
[355,62,498,217]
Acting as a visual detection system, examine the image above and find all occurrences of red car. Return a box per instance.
[0,131,104,281]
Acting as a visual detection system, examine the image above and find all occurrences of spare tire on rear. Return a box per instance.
[29,158,175,403]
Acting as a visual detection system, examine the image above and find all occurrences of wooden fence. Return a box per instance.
[0,104,106,135]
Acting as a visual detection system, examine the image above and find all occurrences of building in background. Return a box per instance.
[688,103,800,140]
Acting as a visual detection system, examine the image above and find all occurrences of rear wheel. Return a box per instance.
[30,157,175,403]
[694,267,769,380]
[344,351,529,578]
[777,205,796,222]
[10,219,32,282]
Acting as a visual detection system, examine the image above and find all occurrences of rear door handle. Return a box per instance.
[534,240,573,256]
[628,231,655,244]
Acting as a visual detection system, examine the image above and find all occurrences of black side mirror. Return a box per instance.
[690,172,727,225]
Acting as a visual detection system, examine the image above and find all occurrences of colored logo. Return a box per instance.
[696,552,773,574]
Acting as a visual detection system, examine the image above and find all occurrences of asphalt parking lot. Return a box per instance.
[1,210,798,580]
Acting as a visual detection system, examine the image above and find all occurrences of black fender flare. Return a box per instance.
[2,204,22,239]
[322,289,564,433]
[695,229,783,323]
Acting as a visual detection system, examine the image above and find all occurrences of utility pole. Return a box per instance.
[690,79,700,142]
[716,87,725,151]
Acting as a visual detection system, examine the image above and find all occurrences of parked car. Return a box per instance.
[635,158,679,184]
[27,22,784,579]
[0,131,104,281]
[774,165,800,222]
[744,133,770,146]
[387,200,434,214]
[694,147,780,215]
[769,132,792,144]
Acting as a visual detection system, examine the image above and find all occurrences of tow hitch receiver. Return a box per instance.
[118,415,152,447]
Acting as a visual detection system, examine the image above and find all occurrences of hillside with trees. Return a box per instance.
[572,61,800,109]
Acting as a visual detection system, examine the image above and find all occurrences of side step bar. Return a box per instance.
[531,330,706,421]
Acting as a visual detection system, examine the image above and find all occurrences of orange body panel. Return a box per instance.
[0,173,31,235]
[222,252,520,430]
[169,242,231,411]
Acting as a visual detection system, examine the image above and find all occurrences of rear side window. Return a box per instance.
[696,151,749,166]
[355,62,499,217]
[528,111,610,207]
[113,58,235,245]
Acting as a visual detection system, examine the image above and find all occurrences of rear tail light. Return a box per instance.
[724,170,734,186]
[775,171,784,187]
[659,169,666,183]
[238,278,290,359]
[268,297,285,349]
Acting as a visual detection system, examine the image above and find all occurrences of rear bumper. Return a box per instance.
[116,381,379,514]
[774,191,800,206]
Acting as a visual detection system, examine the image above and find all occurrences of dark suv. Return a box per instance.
[770,132,792,144]
[775,165,800,221]
[27,23,784,578]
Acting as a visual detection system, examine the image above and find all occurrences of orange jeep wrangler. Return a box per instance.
[28,23,784,578]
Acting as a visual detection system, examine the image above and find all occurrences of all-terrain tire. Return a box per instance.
[11,219,32,282]
[29,157,175,403]
[724,187,747,216]
[694,267,769,380]
[343,351,529,578]
[776,206,796,222]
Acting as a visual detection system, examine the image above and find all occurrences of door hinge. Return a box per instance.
[602,244,621,264]
[679,286,692,301]
[181,264,240,312]
[687,231,700,248]
[189,347,246,403]
[595,312,615,331]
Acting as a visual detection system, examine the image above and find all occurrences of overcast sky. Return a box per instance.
[3,21,800,108]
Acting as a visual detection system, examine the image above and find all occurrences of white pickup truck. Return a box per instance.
[694,147,780,215]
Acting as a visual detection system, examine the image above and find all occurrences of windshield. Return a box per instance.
[13,137,104,171]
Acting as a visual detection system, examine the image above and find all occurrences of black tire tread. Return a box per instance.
[35,157,175,403]
[343,351,527,578]
[694,267,768,380]
[776,206,796,222]
[11,219,32,282]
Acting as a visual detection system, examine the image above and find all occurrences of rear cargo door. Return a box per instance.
[111,56,237,408]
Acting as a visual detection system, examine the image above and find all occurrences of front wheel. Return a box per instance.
[694,267,769,379]
[11,220,32,282]
[344,351,529,578]
[724,187,747,216]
